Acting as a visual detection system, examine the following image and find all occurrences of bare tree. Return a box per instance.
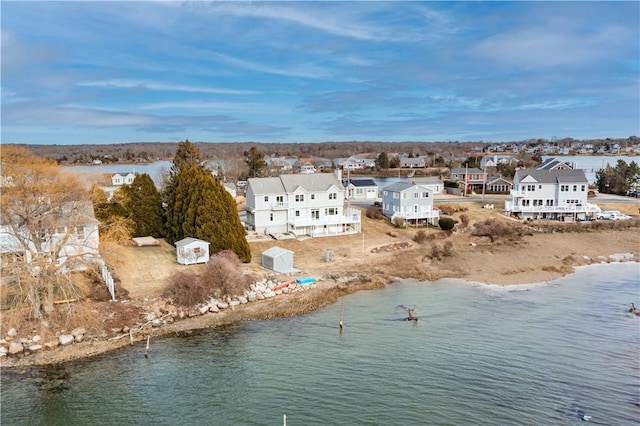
[1,146,99,318]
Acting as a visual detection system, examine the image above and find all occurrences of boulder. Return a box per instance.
[44,340,59,350]
[71,327,86,338]
[256,292,265,300]
[0,339,9,347]
[145,312,157,321]
[209,305,220,313]
[151,319,162,327]
[229,300,240,308]
[0,346,7,355]
[247,292,257,303]
[263,291,276,299]
[32,335,42,343]
[217,302,229,310]
[6,328,17,338]
[8,342,23,355]
[238,296,248,305]
[28,344,43,353]
[59,334,75,346]
[198,305,210,315]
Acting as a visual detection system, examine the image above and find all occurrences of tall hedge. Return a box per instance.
[164,166,250,262]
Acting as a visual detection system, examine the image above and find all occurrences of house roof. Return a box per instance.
[343,178,376,187]
[535,158,574,170]
[175,237,210,247]
[383,182,416,192]
[262,246,294,257]
[411,176,442,185]
[514,168,587,184]
[248,173,344,195]
[486,176,513,185]
[247,177,286,194]
[451,167,484,174]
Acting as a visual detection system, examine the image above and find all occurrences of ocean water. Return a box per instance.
[2,262,639,425]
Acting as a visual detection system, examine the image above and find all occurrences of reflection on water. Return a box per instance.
[2,263,639,425]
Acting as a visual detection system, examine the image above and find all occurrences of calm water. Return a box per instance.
[2,263,639,425]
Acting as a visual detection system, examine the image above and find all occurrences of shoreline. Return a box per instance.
[2,252,637,369]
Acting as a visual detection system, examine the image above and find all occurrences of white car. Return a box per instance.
[597,211,631,220]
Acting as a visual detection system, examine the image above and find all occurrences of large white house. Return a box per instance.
[381,182,440,225]
[245,173,361,238]
[504,168,599,220]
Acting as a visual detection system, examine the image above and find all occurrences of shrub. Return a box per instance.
[366,206,384,219]
[163,271,207,307]
[471,219,524,242]
[201,251,252,299]
[392,217,406,228]
[443,240,454,256]
[438,216,457,231]
[413,230,428,243]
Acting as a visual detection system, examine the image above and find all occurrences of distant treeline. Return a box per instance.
[18,137,637,165]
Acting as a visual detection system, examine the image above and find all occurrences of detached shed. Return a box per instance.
[175,237,210,265]
[261,246,297,273]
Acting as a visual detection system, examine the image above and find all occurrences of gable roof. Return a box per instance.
[383,182,424,193]
[279,173,344,192]
[536,158,574,170]
[247,177,286,195]
[262,246,294,257]
[343,178,376,187]
[411,176,442,185]
[175,237,210,247]
[514,168,587,184]
[451,167,484,175]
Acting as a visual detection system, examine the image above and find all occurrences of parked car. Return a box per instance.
[597,210,631,220]
[627,190,640,198]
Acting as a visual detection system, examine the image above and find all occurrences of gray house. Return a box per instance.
[261,246,297,273]
[410,176,444,194]
[381,182,439,225]
[342,178,378,201]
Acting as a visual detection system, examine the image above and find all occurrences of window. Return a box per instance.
[422,192,429,198]
[581,185,585,191]
[325,208,337,216]
[546,200,554,206]
[414,192,419,198]
[383,191,388,196]
[560,185,569,192]
[276,196,284,203]
[193,247,201,254]
[56,226,66,234]
[75,227,85,239]
[539,185,542,189]
[311,194,315,200]
[527,184,535,191]
[393,193,399,199]
[311,209,319,219]
[264,196,269,202]
[295,194,304,202]
[295,210,300,217]
[270,213,273,221]
[573,185,577,191]
[329,193,337,200]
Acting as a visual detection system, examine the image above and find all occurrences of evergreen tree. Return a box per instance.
[244,146,267,178]
[122,174,164,237]
[165,167,250,262]
[375,152,390,170]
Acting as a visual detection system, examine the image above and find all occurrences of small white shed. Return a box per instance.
[175,237,210,265]
[261,246,297,273]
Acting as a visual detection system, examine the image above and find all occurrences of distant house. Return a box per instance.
[480,155,515,168]
[399,156,426,168]
[339,155,375,171]
[485,176,513,194]
[381,182,439,225]
[535,158,575,171]
[245,172,361,238]
[450,167,487,194]
[111,172,136,186]
[410,176,444,194]
[175,237,210,265]
[223,182,237,199]
[293,161,316,174]
[504,168,598,220]
[342,178,378,201]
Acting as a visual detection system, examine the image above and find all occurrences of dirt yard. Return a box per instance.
[102,198,640,298]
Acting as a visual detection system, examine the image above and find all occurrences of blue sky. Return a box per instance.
[2,1,639,145]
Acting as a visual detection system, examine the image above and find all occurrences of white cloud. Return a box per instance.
[77,79,259,95]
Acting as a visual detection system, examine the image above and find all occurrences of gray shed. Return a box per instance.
[261,246,297,273]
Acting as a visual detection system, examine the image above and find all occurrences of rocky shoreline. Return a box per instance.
[0,272,386,368]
